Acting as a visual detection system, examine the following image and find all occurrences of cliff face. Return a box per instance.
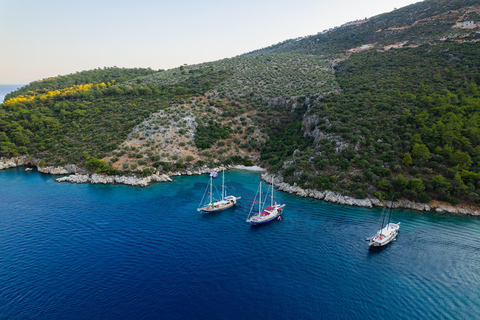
[0,156,29,170]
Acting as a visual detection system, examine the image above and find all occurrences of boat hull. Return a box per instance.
[250,213,281,225]
[200,201,236,213]
[369,223,400,247]
[247,205,284,225]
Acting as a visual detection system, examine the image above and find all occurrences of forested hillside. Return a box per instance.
[1,0,480,205]
[5,67,157,101]
[262,42,480,205]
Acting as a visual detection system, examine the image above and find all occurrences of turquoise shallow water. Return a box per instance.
[1,168,480,319]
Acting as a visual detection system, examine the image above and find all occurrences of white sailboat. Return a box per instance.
[246,175,285,225]
[197,169,240,213]
[369,197,400,247]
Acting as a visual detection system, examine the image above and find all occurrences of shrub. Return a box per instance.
[85,158,109,173]
[283,166,295,178]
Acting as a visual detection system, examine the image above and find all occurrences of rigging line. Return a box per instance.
[212,182,222,202]
[225,176,238,193]
[198,181,209,208]
[261,185,268,209]
[247,183,260,219]
[376,205,387,228]
[387,195,395,226]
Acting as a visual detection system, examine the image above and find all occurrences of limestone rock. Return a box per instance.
[151,174,172,182]
[56,174,90,184]
[0,155,29,170]
[37,164,79,175]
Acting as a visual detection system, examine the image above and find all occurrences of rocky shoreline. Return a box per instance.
[260,173,480,217]
[2,156,479,216]
[55,173,172,187]
[54,166,234,186]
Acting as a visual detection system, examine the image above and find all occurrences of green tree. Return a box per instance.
[378,178,389,191]
[402,153,413,166]
[450,150,472,169]
[393,174,408,191]
[411,134,422,145]
[409,178,425,194]
[431,174,451,192]
[412,143,431,160]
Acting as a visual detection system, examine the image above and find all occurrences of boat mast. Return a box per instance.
[210,175,213,204]
[259,182,262,214]
[387,196,394,226]
[222,168,225,201]
[271,176,274,207]
[380,206,386,236]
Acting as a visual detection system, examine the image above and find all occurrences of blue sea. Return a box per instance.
[1,168,480,319]
[0,84,24,102]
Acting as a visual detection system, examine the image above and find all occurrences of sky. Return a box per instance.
[0,0,421,84]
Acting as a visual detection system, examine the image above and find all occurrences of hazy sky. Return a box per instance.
[0,0,421,84]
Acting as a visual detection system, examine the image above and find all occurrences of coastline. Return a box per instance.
[259,173,480,216]
[2,155,479,216]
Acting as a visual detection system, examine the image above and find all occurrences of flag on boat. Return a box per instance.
[210,172,218,178]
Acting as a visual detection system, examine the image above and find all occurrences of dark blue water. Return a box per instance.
[1,168,480,319]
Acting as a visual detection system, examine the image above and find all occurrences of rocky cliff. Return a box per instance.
[0,156,29,170]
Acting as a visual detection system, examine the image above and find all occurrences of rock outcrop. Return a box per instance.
[37,164,82,175]
[0,155,29,170]
[56,174,90,184]
[56,173,172,187]
[0,156,87,175]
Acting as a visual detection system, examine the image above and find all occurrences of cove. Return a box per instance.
[1,168,479,319]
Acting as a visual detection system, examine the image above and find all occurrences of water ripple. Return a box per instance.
[1,168,479,319]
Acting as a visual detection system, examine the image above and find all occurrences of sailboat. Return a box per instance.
[369,196,400,247]
[197,169,240,213]
[246,176,285,225]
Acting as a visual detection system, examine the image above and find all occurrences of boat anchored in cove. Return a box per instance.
[246,176,285,225]
[369,197,400,247]
[197,169,240,213]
